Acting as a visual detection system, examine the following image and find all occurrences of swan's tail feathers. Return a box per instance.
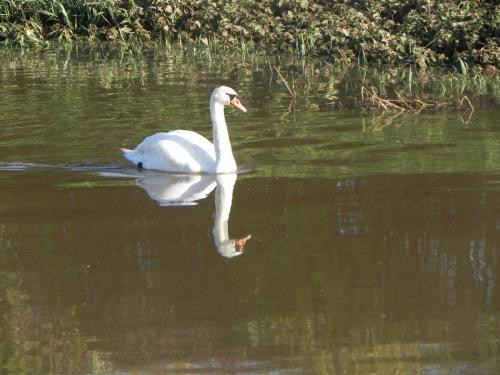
[121,148,140,165]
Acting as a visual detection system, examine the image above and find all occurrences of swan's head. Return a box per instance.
[211,86,247,113]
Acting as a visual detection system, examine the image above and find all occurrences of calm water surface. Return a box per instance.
[0,47,500,374]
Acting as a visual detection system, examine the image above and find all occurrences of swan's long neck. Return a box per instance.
[211,100,237,173]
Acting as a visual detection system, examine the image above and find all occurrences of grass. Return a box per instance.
[0,0,148,46]
[0,1,498,68]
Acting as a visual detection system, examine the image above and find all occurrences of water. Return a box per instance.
[0,46,499,374]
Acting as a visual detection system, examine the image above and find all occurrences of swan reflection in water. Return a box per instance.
[135,172,251,258]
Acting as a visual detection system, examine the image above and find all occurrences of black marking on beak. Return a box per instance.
[227,93,238,100]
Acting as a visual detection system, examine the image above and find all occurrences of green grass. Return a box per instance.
[0,1,498,68]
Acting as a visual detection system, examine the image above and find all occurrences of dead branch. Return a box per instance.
[358,86,475,114]
[273,65,296,97]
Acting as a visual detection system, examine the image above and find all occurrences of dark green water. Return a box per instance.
[0,47,499,374]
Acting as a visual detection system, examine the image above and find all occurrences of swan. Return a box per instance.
[132,172,251,258]
[121,86,247,173]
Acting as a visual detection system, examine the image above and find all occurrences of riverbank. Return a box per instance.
[0,0,498,70]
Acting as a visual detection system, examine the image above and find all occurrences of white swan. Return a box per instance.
[121,86,247,173]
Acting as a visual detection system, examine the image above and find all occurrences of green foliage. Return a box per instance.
[0,0,498,68]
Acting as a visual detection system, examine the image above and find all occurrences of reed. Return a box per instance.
[264,60,498,112]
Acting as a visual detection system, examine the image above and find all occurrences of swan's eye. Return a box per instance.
[227,93,237,100]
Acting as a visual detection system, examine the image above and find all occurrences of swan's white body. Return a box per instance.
[122,86,246,174]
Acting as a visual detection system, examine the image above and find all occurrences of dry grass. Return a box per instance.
[359,86,475,114]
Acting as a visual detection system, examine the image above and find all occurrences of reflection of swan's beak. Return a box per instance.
[235,234,252,248]
[230,97,247,113]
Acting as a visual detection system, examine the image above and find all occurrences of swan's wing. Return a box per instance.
[131,131,216,173]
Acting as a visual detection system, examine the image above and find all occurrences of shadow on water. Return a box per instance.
[1,162,253,259]
[103,170,253,258]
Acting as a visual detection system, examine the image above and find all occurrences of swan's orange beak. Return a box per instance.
[230,97,247,113]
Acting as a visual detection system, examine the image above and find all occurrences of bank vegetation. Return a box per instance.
[0,0,498,71]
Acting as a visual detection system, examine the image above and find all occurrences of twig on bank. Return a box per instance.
[459,95,474,112]
[273,65,296,97]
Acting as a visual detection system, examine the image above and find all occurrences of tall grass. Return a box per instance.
[0,0,497,69]
[0,0,147,46]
